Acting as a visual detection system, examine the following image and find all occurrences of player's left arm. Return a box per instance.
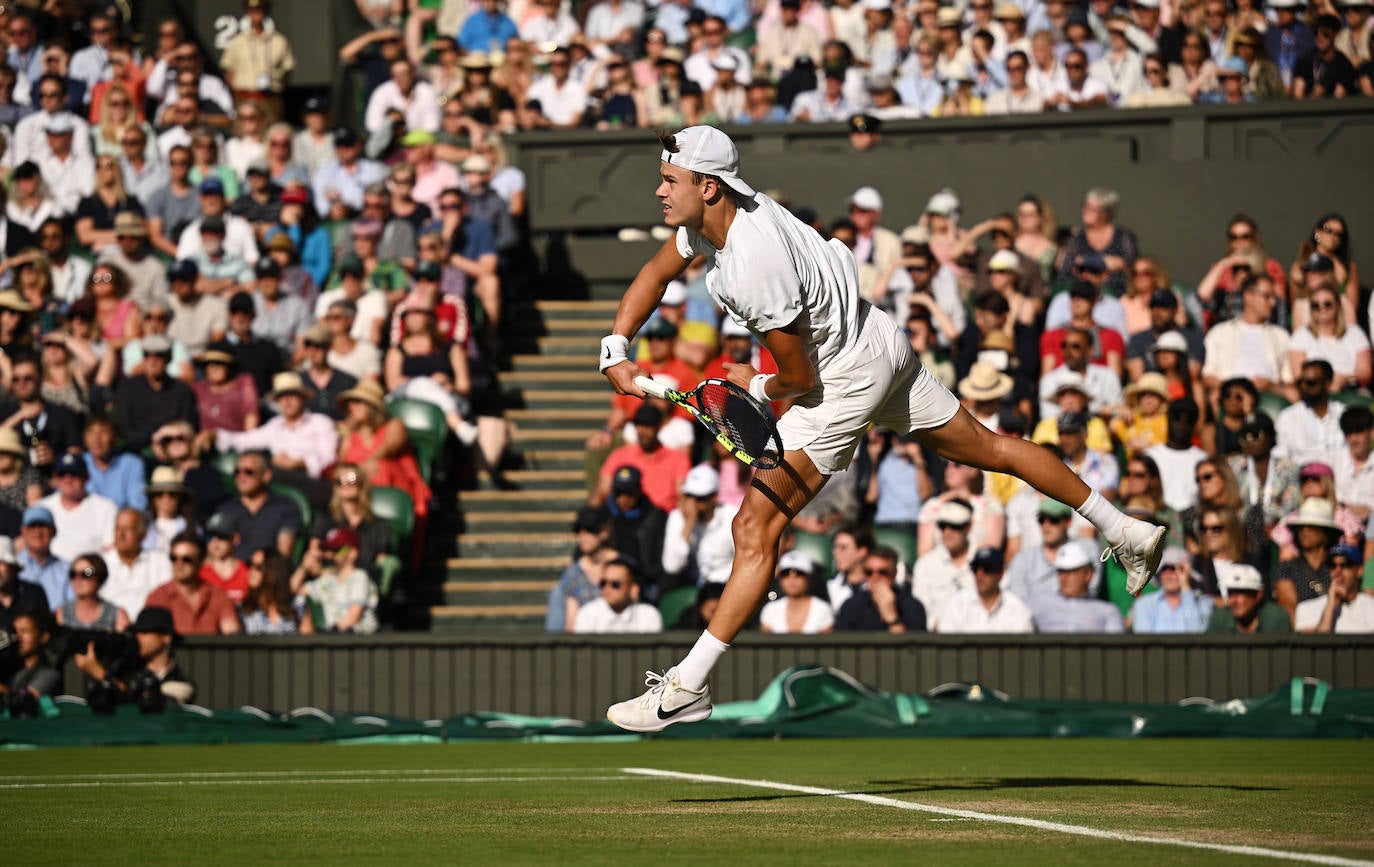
[723,315,816,402]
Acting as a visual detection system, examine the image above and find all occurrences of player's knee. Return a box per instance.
[732,507,780,557]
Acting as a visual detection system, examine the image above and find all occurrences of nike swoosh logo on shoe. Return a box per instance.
[656,693,707,720]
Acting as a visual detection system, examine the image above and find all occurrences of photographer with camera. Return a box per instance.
[0,611,59,717]
[73,605,195,714]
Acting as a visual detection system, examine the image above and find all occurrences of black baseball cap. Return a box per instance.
[970,547,1004,572]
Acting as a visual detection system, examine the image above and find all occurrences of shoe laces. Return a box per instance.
[636,669,673,706]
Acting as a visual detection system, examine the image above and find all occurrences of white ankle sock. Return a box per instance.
[1076,490,1127,544]
[676,630,729,692]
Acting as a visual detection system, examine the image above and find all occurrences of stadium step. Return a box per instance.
[435,299,617,631]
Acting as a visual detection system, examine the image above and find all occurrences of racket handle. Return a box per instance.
[634,376,670,399]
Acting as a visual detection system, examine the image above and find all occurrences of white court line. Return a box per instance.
[623,767,1374,867]
[0,774,638,791]
[0,768,612,783]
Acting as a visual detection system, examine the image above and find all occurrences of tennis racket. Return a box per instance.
[635,376,784,470]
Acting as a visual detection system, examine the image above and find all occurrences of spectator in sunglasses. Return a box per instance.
[572,556,663,634]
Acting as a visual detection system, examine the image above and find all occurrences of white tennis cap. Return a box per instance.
[778,549,816,575]
[1053,542,1093,571]
[850,185,884,211]
[661,126,756,199]
[1216,561,1264,592]
[720,316,751,338]
[988,249,1020,272]
[682,464,720,498]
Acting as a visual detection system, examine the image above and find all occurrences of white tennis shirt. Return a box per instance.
[676,193,864,372]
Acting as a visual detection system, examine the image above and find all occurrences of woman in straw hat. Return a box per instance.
[337,380,432,521]
[1270,463,1363,560]
[191,344,260,437]
[143,466,192,556]
[0,427,42,511]
[1111,371,1169,458]
[1273,497,1346,620]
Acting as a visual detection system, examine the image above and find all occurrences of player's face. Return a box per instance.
[656,162,707,229]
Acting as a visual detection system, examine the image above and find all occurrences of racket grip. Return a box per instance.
[634,376,669,399]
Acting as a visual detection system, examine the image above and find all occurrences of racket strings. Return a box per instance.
[695,382,781,465]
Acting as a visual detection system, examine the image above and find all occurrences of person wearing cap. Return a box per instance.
[1028,541,1125,633]
[1294,543,1374,633]
[702,316,779,387]
[14,506,66,612]
[219,0,295,116]
[835,544,927,632]
[599,125,1166,732]
[301,317,362,419]
[218,371,339,484]
[459,154,518,254]
[602,465,670,597]
[192,341,261,436]
[11,73,93,167]
[245,257,311,359]
[176,177,260,268]
[546,505,615,632]
[1273,496,1347,619]
[936,546,1034,633]
[759,550,834,634]
[112,333,200,452]
[311,125,387,221]
[572,556,664,634]
[595,403,691,513]
[663,464,739,586]
[912,498,977,621]
[35,107,95,215]
[757,0,824,81]
[1200,55,1255,104]
[97,211,168,311]
[226,288,288,396]
[166,257,229,358]
[200,510,251,604]
[1124,546,1207,633]
[1038,326,1124,421]
[36,451,118,563]
[1004,497,1099,602]
[98,508,171,622]
[952,213,1046,301]
[75,602,198,710]
[846,186,900,275]
[1123,290,1203,385]
[230,158,285,236]
[1205,561,1290,634]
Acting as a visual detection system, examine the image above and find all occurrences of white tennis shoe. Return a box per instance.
[606,668,713,733]
[1106,518,1168,597]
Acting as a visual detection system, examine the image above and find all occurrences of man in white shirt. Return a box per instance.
[35,114,93,215]
[937,546,1035,632]
[1275,360,1346,468]
[526,48,589,129]
[1295,544,1374,633]
[68,10,119,99]
[217,372,339,480]
[983,49,1044,113]
[1044,47,1109,110]
[39,453,118,563]
[176,179,260,265]
[364,58,441,134]
[911,498,975,622]
[9,74,92,166]
[662,465,739,585]
[573,557,664,633]
[1202,275,1291,406]
[585,0,645,47]
[1333,407,1374,520]
[100,509,173,621]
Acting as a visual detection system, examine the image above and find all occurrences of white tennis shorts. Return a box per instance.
[776,304,960,475]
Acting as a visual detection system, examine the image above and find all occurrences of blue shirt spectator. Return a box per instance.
[698,0,753,34]
[1129,587,1210,633]
[84,451,148,512]
[449,216,497,263]
[18,548,70,608]
[459,4,520,53]
[873,440,925,526]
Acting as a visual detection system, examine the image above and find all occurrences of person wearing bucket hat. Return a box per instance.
[1112,371,1171,456]
[599,125,1167,733]
[191,340,260,437]
[216,371,338,483]
[1273,496,1345,620]
[957,362,1013,430]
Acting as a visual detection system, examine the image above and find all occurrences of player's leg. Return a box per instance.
[605,448,827,732]
[912,406,1165,594]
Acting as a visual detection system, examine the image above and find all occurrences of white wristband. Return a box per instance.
[599,334,630,372]
[749,373,774,403]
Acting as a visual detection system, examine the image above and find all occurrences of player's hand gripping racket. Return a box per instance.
[635,376,784,470]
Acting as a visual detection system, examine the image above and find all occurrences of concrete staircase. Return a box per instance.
[430,299,617,632]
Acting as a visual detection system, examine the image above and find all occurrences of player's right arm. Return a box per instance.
[602,238,691,396]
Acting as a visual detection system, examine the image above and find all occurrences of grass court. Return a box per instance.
[4,738,1372,865]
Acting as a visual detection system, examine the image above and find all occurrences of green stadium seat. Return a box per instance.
[370,485,415,555]
[872,526,917,571]
[269,483,314,559]
[212,450,239,493]
[1257,391,1291,420]
[387,398,447,483]
[656,585,698,629]
[790,529,834,576]
[1331,390,1371,410]
[370,553,403,599]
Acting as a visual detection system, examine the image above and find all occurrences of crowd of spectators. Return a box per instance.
[564,180,1374,639]
[0,0,547,712]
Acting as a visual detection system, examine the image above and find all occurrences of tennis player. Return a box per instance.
[598,126,1165,732]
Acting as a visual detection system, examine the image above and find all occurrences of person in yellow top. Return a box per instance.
[1111,372,1170,459]
[1031,374,1112,453]
[219,0,296,121]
